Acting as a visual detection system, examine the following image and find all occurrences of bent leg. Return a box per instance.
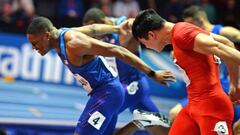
[146,126,169,135]
[114,122,138,135]
[233,119,240,135]
[197,116,233,135]
[169,106,200,135]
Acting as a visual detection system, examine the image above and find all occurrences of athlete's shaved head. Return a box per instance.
[83,8,106,24]
[27,17,54,35]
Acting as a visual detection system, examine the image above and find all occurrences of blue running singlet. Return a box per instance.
[58,28,125,135]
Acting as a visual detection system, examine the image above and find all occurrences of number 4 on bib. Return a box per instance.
[88,111,106,130]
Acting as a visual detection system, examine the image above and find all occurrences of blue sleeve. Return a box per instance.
[180,98,188,107]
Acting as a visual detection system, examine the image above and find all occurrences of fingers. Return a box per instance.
[162,74,176,82]
[163,77,176,82]
[160,81,170,87]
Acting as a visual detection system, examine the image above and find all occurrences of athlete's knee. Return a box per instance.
[233,119,240,135]
[169,103,182,124]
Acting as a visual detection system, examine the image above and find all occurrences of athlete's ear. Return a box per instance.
[45,31,51,40]
[148,31,156,40]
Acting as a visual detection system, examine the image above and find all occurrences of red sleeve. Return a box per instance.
[173,23,209,50]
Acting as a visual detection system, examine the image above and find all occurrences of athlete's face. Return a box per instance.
[138,30,167,52]
[27,32,51,56]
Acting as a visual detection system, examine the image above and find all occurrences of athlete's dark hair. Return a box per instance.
[183,5,207,21]
[83,8,105,23]
[132,9,166,39]
[27,17,54,34]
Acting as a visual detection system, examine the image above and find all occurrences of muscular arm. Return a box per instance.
[193,33,240,64]
[67,31,176,84]
[210,33,235,48]
[68,31,152,74]
[193,33,240,102]
[210,33,239,92]
[220,26,240,43]
[72,24,120,37]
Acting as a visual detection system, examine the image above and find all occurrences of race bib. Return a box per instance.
[214,121,229,135]
[99,56,118,77]
[213,55,221,64]
[104,57,118,74]
[127,81,139,95]
[88,111,106,130]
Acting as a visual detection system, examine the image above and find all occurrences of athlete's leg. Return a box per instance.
[169,106,200,135]
[169,98,188,124]
[145,126,169,135]
[234,105,240,123]
[196,115,233,135]
[115,77,159,134]
[233,105,240,135]
[114,122,138,135]
[74,81,125,135]
[128,77,170,135]
[129,97,169,135]
[169,103,183,124]
[192,92,234,135]
[233,118,240,135]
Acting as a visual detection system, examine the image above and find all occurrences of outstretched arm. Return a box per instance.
[72,22,129,38]
[68,31,176,85]
[193,33,240,103]
[72,24,120,37]
[193,33,240,63]
[221,26,240,43]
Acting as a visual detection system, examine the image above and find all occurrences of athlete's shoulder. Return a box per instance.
[172,22,208,50]
[174,22,202,32]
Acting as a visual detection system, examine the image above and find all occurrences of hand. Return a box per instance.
[118,20,132,36]
[150,70,176,86]
[228,83,240,104]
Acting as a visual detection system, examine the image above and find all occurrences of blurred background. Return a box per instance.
[0,0,240,135]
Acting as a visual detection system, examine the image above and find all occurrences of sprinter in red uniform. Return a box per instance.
[132,9,240,135]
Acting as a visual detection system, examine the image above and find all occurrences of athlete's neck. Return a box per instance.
[202,20,214,32]
[164,22,175,44]
[50,29,60,52]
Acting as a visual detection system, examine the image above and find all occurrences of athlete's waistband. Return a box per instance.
[87,77,120,96]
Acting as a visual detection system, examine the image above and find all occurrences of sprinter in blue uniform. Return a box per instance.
[169,6,240,132]
[26,17,176,135]
[82,8,170,135]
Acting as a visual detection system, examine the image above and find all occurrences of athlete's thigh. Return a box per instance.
[119,78,147,113]
[75,87,124,135]
[234,105,240,123]
[102,114,118,135]
[129,77,158,112]
[169,106,200,135]
[129,96,159,113]
[197,116,233,135]
[233,118,240,135]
